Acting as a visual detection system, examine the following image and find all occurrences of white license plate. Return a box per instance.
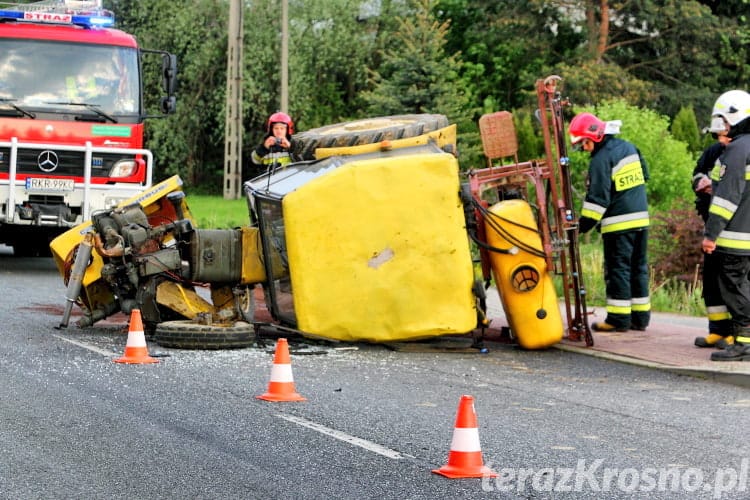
[25,178,75,192]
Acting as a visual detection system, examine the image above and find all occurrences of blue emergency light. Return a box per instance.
[0,2,115,28]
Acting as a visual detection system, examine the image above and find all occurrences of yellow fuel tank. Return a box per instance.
[484,199,563,349]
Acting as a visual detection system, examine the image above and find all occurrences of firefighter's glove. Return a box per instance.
[578,216,597,235]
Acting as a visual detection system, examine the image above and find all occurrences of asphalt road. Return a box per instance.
[2,247,750,499]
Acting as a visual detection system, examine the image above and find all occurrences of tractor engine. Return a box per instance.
[91,203,192,321]
[87,202,259,330]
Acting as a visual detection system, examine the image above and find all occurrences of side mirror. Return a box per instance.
[161,53,178,96]
[160,96,176,114]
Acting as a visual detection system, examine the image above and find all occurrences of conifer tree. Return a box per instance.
[362,0,482,168]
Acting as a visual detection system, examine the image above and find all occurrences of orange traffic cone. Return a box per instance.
[114,309,158,364]
[432,395,497,478]
[256,338,306,402]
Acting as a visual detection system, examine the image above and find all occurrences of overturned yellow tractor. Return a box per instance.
[51,82,591,350]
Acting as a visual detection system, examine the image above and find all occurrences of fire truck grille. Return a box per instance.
[0,147,134,178]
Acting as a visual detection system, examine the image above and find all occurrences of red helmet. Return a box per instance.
[267,111,294,135]
[569,112,606,144]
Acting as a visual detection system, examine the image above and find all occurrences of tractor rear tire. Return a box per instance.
[153,320,255,350]
[291,114,450,161]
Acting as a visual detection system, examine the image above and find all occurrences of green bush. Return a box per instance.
[649,205,704,284]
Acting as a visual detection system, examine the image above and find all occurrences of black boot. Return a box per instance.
[710,343,750,361]
[711,326,750,361]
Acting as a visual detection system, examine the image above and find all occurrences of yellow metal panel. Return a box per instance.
[49,175,189,310]
[484,199,563,349]
[156,281,214,318]
[283,151,476,342]
[314,124,457,159]
[239,226,267,284]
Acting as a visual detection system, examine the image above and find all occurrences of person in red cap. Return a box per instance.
[569,112,650,332]
[248,111,294,177]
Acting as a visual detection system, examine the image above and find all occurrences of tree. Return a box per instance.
[437,0,580,113]
[671,106,702,155]
[479,1,729,120]
[111,0,230,188]
[513,109,546,162]
[361,0,481,167]
[242,0,386,154]
[105,0,744,194]
[286,0,384,127]
[553,61,656,109]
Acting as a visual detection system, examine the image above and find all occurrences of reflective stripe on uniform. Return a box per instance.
[600,211,649,234]
[706,305,731,321]
[716,230,750,250]
[710,163,722,182]
[709,196,738,221]
[631,296,651,312]
[606,298,631,315]
[581,201,605,221]
[65,76,78,100]
[612,154,645,191]
[252,150,292,168]
[262,153,291,167]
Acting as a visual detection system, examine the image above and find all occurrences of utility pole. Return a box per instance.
[281,0,288,112]
[223,0,243,199]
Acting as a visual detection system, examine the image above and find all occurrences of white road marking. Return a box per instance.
[52,334,114,357]
[276,414,403,459]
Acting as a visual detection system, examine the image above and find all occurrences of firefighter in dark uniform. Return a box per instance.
[247,111,294,178]
[569,112,650,332]
[702,90,750,362]
[692,125,733,349]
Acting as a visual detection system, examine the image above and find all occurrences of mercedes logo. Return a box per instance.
[38,150,59,172]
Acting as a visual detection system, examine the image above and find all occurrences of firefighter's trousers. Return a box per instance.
[716,252,750,334]
[602,229,650,330]
[703,250,732,336]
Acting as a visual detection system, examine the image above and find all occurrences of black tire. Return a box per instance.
[153,320,255,350]
[291,114,450,161]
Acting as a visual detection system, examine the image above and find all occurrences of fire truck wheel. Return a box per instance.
[153,320,255,349]
[291,113,450,161]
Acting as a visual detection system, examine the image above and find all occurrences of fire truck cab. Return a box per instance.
[0,0,177,256]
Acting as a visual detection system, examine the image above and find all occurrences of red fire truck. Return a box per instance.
[0,0,177,256]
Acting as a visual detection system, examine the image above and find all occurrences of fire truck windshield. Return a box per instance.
[0,38,139,120]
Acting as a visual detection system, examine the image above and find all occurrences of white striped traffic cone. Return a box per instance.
[256,338,306,402]
[432,395,497,478]
[114,309,158,364]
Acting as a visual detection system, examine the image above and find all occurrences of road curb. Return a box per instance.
[555,343,750,388]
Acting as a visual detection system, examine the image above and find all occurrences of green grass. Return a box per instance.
[188,194,705,316]
[575,241,705,317]
[186,195,251,229]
